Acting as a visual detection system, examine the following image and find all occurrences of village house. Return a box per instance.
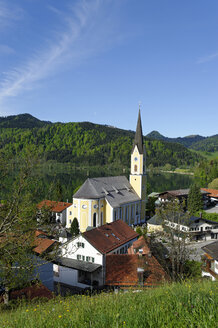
[158,189,209,208]
[146,215,164,233]
[165,215,218,241]
[105,236,169,287]
[201,188,218,205]
[66,110,146,232]
[33,230,57,255]
[53,220,138,291]
[201,241,218,281]
[37,200,72,226]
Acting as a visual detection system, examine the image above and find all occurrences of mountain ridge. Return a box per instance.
[0,113,202,168]
[0,113,51,129]
[146,130,218,151]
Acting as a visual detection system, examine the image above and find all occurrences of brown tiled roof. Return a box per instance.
[106,253,169,286]
[83,220,139,254]
[35,229,47,238]
[159,189,190,197]
[201,188,218,199]
[202,241,218,261]
[128,236,150,255]
[5,284,54,302]
[144,254,169,285]
[106,255,138,286]
[160,189,209,198]
[37,200,72,213]
[33,237,56,254]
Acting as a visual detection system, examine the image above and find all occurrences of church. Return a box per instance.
[66,110,146,232]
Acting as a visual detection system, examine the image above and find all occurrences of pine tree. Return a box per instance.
[187,184,203,215]
[70,218,80,237]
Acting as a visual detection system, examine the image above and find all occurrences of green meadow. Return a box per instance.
[1,281,217,328]
[190,149,218,160]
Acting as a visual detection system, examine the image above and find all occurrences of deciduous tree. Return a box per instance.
[0,149,43,304]
[155,200,192,281]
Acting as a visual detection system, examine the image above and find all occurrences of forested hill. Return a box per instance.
[146,130,218,152]
[0,114,202,167]
[146,130,206,148]
[0,113,51,128]
[190,134,218,152]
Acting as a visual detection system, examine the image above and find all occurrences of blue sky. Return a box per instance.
[0,0,217,137]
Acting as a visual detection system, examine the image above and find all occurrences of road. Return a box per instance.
[186,240,216,261]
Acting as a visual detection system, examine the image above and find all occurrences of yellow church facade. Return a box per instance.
[66,111,146,232]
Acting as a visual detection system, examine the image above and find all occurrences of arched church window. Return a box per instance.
[93,213,96,227]
[134,165,137,172]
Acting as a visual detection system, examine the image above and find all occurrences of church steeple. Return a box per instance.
[132,109,144,154]
[129,109,146,223]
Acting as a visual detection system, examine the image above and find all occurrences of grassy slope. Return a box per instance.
[190,135,218,152]
[190,149,218,160]
[1,281,217,328]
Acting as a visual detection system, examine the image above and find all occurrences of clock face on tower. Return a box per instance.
[134,157,138,161]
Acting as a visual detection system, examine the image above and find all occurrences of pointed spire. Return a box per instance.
[132,108,144,154]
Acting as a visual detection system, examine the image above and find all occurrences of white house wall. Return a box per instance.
[61,235,103,265]
[190,221,218,232]
[211,259,218,275]
[55,209,66,226]
[53,265,90,289]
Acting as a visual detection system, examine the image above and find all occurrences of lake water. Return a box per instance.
[36,163,196,202]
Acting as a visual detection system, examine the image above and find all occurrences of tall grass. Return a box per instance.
[1,281,217,328]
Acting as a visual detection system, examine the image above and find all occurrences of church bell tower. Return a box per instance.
[129,109,146,222]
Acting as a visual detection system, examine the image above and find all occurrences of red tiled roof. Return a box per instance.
[106,253,170,286]
[35,229,48,238]
[0,283,54,303]
[83,220,139,254]
[201,188,218,199]
[33,236,56,254]
[106,255,138,286]
[37,200,72,213]
[128,236,150,255]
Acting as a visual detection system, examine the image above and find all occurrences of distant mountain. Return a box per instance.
[0,114,202,168]
[146,131,214,149]
[190,134,218,152]
[146,131,167,141]
[0,113,51,129]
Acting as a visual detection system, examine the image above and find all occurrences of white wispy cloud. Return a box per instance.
[0,0,24,28]
[0,0,114,104]
[197,52,218,64]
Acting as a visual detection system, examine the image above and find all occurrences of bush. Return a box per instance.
[183,260,202,279]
